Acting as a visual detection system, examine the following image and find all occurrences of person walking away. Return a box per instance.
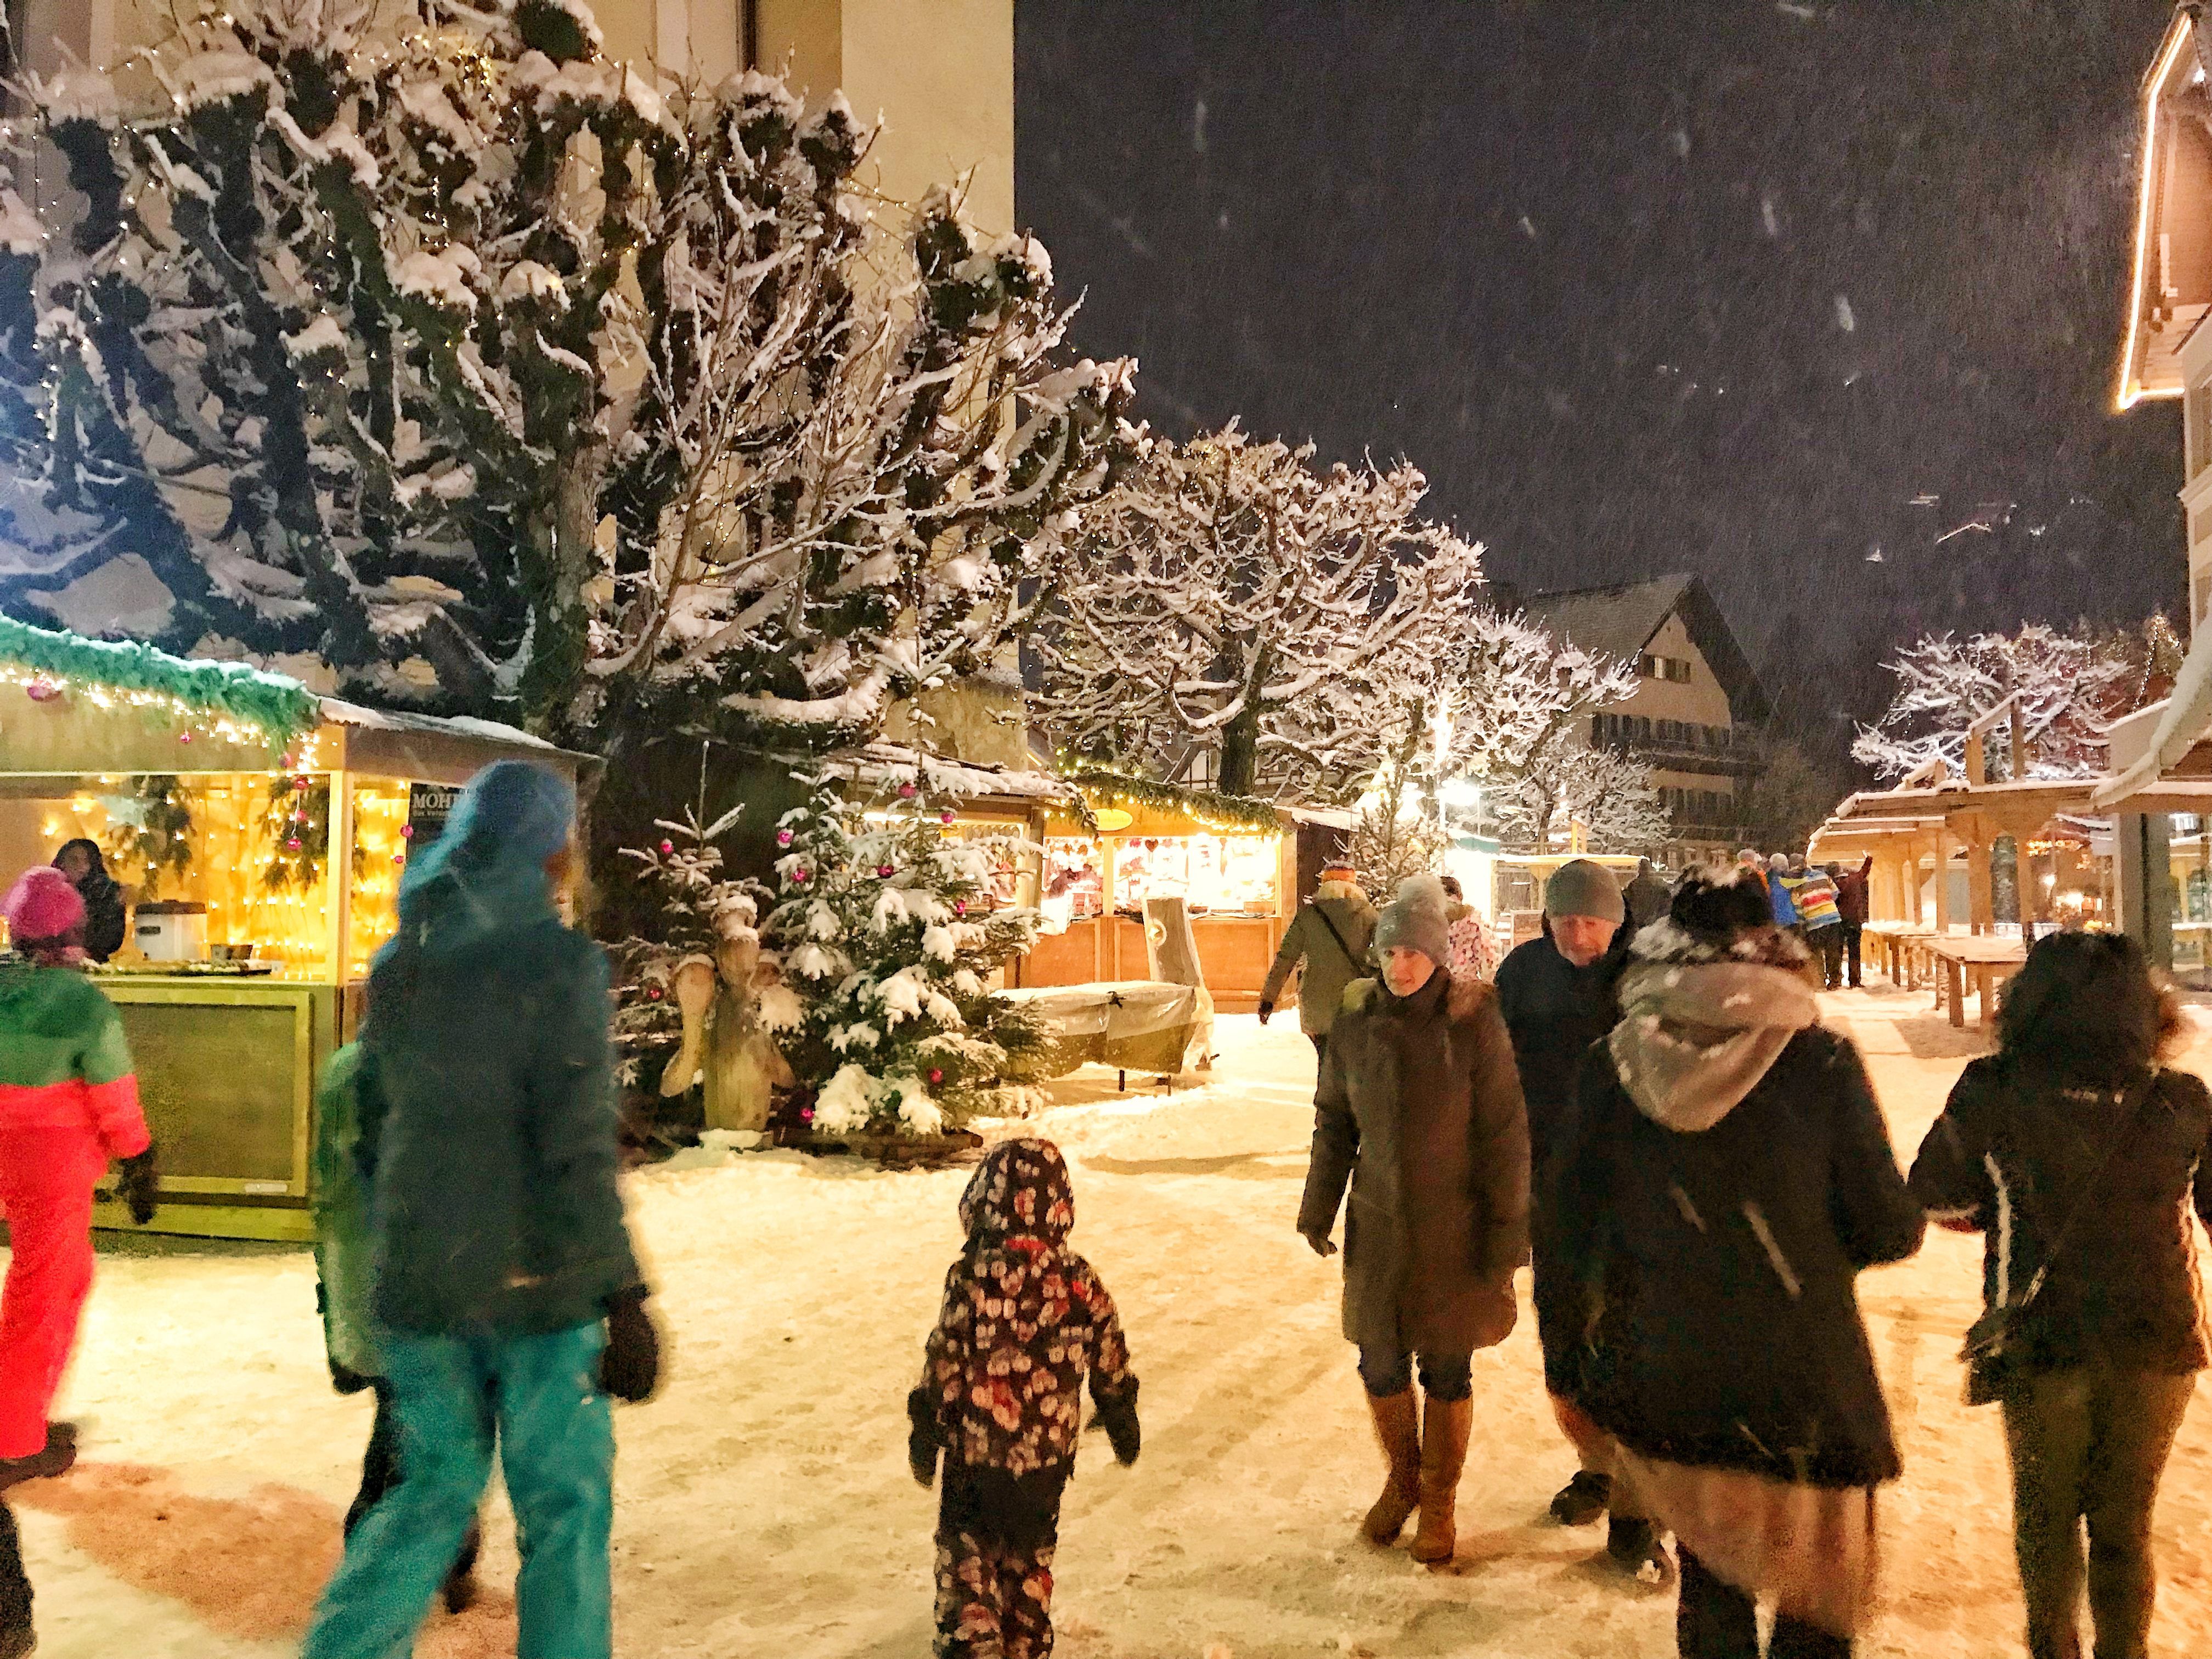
[1832,859,1872,989]
[1765,853,1801,938]
[0,866,157,1657]
[311,1040,480,1613]
[1259,859,1376,1069]
[909,1137,1139,1658]
[1439,875,1494,981]
[1791,865,1845,992]
[49,843,125,965]
[1493,860,1662,1575]
[1625,857,1673,935]
[1736,849,1769,898]
[1538,867,1925,1657]
[1298,874,1529,1566]
[302,762,662,1659]
[1907,932,2211,1659]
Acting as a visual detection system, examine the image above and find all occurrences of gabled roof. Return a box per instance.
[1514,573,1770,724]
[2117,7,2211,409]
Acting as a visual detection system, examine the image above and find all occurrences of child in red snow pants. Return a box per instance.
[0,1128,109,1457]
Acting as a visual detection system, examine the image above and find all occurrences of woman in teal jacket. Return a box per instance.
[303,763,659,1659]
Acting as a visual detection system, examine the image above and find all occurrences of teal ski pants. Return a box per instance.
[303,1320,613,1659]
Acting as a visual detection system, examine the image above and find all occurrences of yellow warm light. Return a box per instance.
[2119,15,2198,411]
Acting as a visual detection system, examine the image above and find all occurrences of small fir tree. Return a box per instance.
[610,806,766,1090]
[764,778,1045,1136]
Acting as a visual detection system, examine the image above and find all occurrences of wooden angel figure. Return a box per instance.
[659,904,795,1137]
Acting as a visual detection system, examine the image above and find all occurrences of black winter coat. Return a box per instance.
[1909,1056,2212,1404]
[1493,932,1628,1175]
[1537,1027,1924,1487]
[1299,972,1530,1356]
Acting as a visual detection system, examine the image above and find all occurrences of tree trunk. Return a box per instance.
[1218,640,1272,796]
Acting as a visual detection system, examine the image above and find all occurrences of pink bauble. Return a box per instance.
[659,839,674,855]
[24,679,57,703]
[647,986,663,1001]
[953,899,967,915]
[776,828,794,847]
[928,1068,944,1085]
[940,810,955,825]
[286,837,302,851]
[792,867,811,884]
[898,782,917,798]
[178,731,193,744]
[295,776,311,789]
[877,863,895,878]
[400,824,414,839]
[799,1105,815,1124]
[391,851,405,865]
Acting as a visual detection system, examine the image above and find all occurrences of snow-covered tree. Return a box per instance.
[1031,425,1483,800]
[1852,623,2136,782]
[763,778,1046,1136]
[0,0,1137,751]
[608,807,763,1088]
[1496,741,1669,855]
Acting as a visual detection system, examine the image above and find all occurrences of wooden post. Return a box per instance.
[1932,830,1953,935]
[2009,702,2027,782]
[1962,814,1995,937]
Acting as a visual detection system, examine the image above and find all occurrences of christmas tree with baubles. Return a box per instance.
[764,777,1047,1137]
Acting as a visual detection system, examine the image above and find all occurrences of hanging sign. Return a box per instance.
[405,782,461,849]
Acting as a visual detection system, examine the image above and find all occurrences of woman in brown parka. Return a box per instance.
[1297,873,1531,1565]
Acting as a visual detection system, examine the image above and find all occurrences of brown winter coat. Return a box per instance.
[1297,970,1531,1355]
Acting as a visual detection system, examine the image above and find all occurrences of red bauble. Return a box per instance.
[928,1068,944,1085]
[399,824,414,839]
[940,810,956,825]
[647,986,663,1001]
[776,828,794,847]
[295,776,311,788]
[24,679,57,703]
[286,837,302,851]
[792,867,811,884]
[898,782,917,798]
[659,839,674,855]
[391,851,405,865]
[178,731,194,744]
[877,864,895,878]
[953,899,967,915]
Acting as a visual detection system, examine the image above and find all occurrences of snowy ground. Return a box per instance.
[18,988,2212,1657]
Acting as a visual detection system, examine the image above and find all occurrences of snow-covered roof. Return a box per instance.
[317,697,562,754]
[1511,573,1770,723]
[820,742,1084,805]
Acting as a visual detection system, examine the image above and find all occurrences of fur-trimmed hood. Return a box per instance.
[1314,878,1372,909]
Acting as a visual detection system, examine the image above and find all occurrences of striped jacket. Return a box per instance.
[1908,1055,2212,1404]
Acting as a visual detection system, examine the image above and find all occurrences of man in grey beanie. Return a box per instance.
[1493,859,1663,1576]
[1297,873,1529,1567]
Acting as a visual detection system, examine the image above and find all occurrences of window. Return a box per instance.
[1639,653,1692,684]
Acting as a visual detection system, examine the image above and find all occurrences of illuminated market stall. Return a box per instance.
[1017,774,1348,1006]
[0,619,593,1239]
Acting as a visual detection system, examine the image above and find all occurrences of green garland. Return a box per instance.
[0,614,320,745]
[1059,766,1285,834]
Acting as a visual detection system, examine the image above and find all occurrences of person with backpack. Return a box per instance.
[1539,867,1923,1656]
[1260,859,1377,1068]
[1908,932,2212,1659]
[302,762,660,1659]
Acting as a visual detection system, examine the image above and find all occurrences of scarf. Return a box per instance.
[1608,960,1818,1132]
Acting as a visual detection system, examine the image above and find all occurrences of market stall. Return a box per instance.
[0,618,594,1240]
[1014,776,1341,1007]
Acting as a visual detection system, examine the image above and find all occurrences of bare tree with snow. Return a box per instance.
[1031,424,1482,800]
[0,0,1137,749]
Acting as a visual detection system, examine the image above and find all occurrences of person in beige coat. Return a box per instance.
[1296,873,1531,1565]
[1260,860,1378,1068]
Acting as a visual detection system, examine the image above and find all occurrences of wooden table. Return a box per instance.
[1863,924,1935,991]
[1921,936,2027,1031]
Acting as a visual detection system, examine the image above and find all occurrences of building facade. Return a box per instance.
[1516,574,1769,872]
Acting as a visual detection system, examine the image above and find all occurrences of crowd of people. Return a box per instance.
[0,773,2197,1657]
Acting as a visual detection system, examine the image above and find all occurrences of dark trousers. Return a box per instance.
[1309,1032,1328,1070]
[0,1502,29,1644]
[1678,1547,1849,1658]
[1356,1346,1473,1402]
[1810,927,1844,991]
[2001,1365,2195,1659]
[935,1465,1067,1659]
[1841,924,1864,988]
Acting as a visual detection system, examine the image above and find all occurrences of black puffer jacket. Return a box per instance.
[1539,1019,1924,1487]
[1909,1056,2212,1404]
[1493,929,1628,1174]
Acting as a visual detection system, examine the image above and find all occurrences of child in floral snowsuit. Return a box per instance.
[909,1138,1140,1659]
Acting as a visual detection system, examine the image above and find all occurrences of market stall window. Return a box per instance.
[1111,834,1278,916]
[1042,839,1104,922]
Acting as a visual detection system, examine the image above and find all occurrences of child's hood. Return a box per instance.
[959,1137,1075,1246]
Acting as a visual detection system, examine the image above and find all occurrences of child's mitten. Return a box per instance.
[906,1387,941,1487]
[1097,1380,1141,1466]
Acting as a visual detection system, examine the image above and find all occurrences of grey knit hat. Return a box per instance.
[1544,859,1626,925]
[1374,873,1453,966]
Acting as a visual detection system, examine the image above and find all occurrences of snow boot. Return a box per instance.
[1550,1469,1611,1526]
[0,1425,75,1494]
[1360,1390,1421,1544]
[1607,1515,1674,1583]
[1409,1396,1471,1565]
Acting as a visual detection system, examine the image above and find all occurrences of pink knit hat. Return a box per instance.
[4,866,85,945]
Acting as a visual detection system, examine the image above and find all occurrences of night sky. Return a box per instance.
[1015,0,2183,765]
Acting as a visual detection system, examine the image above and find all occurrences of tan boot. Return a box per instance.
[1361,1390,1421,1543]
[1409,1396,1472,1564]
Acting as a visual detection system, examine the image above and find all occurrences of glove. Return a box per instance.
[1256,1002,1273,1025]
[1301,1228,1338,1259]
[1096,1381,1141,1466]
[116,1146,158,1226]
[906,1387,941,1488]
[600,1287,661,1403]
